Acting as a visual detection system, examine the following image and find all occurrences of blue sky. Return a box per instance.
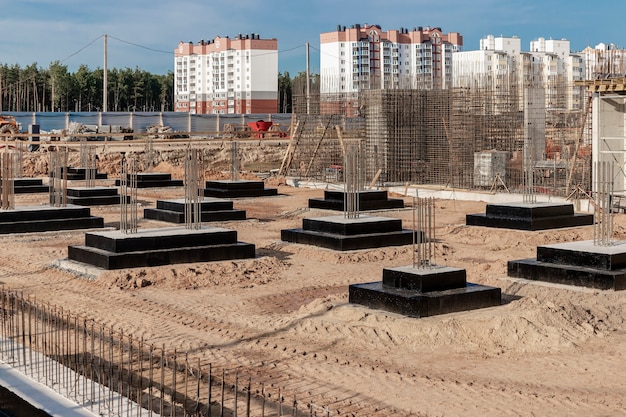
[0,0,623,76]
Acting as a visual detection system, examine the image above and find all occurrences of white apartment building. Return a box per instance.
[453,35,584,111]
[319,24,463,94]
[580,42,626,78]
[174,34,278,115]
[453,35,522,88]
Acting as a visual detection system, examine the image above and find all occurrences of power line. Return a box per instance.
[59,35,104,64]
[107,35,173,55]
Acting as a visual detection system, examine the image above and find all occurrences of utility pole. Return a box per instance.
[103,34,108,112]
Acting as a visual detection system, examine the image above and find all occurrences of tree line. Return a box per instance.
[0,62,312,113]
[0,61,175,113]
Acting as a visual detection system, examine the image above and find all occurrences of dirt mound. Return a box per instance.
[98,256,290,290]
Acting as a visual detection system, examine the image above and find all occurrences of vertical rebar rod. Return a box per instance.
[149,344,154,417]
[118,329,124,417]
[207,364,212,417]
[35,302,40,383]
[90,321,95,411]
[43,305,48,385]
[27,297,32,379]
[160,345,165,417]
[79,319,84,406]
[99,324,104,416]
[67,312,71,401]
[139,339,144,417]
[183,352,189,417]
[128,334,133,417]
[54,305,63,394]
[1,290,5,363]
[195,358,201,417]
[20,296,26,373]
[171,349,177,417]
[110,326,114,412]
[54,305,59,388]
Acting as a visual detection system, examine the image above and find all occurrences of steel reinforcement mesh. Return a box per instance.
[290,82,591,196]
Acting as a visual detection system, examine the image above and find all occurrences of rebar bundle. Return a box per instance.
[13,142,24,179]
[143,136,156,170]
[412,197,436,269]
[230,141,239,181]
[594,161,614,246]
[80,143,97,188]
[184,146,204,230]
[522,164,537,204]
[49,146,68,208]
[343,141,364,219]
[120,154,138,234]
[0,150,15,210]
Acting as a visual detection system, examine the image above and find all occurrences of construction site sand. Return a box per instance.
[4,151,626,416]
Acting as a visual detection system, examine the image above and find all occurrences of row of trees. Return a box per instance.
[0,62,174,113]
[279,71,320,114]
[0,62,311,113]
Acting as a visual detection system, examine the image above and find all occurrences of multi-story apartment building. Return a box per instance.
[174,34,278,114]
[452,35,522,89]
[528,37,584,110]
[453,35,584,111]
[580,42,626,78]
[320,24,463,94]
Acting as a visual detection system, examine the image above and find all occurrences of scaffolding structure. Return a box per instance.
[289,79,592,196]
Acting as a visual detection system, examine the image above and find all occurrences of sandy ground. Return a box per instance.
[2,164,626,416]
